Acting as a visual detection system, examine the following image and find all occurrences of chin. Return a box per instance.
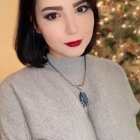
[66,49,85,58]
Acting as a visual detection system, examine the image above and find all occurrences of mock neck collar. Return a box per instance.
[46,53,86,85]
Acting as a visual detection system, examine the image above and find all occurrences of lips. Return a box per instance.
[64,39,82,47]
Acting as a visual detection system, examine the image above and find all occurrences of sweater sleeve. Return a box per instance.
[113,64,140,139]
[0,81,31,140]
[93,59,140,140]
[115,64,140,115]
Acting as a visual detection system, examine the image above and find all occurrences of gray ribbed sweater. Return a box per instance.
[0,54,140,140]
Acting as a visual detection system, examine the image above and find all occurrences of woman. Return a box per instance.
[0,0,140,139]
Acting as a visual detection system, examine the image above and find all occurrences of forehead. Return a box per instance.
[35,0,87,8]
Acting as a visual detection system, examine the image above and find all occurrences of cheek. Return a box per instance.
[79,12,94,33]
[39,22,63,44]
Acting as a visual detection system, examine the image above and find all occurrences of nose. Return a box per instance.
[65,14,78,35]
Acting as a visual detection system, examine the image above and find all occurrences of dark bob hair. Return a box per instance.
[15,0,99,67]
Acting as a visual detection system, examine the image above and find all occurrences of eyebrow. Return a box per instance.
[41,0,87,12]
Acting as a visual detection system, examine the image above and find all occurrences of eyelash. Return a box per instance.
[44,5,90,21]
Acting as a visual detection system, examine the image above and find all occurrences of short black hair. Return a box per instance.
[15,0,99,67]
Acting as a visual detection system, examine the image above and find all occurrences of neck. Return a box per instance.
[46,53,86,85]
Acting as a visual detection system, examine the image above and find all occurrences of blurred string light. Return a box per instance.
[121,24,127,28]
[138,30,140,35]
[99,21,104,26]
[133,11,137,16]
[107,33,114,39]
[123,14,127,17]
[133,29,140,35]
[104,17,109,22]
[111,7,115,12]
[136,6,140,11]
[97,1,103,7]
[97,40,102,45]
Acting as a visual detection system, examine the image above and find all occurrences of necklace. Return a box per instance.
[47,55,88,108]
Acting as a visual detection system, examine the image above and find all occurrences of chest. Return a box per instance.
[17,79,96,140]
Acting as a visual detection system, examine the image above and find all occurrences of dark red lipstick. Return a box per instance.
[64,39,82,47]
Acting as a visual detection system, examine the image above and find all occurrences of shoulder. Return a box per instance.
[86,54,125,77]
[0,66,49,92]
[1,67,33,84]
[86,54,119,67]
[86,54,140,114]
[0,65,53,106]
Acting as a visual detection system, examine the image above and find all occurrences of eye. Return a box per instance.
[77,5,90,13]
[44,13,60,21]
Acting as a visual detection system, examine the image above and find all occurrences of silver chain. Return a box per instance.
[47,56,86,90]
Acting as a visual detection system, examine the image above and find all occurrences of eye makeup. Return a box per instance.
[43,4,90,21]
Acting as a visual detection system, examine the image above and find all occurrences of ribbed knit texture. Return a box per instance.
[0,54,140,140]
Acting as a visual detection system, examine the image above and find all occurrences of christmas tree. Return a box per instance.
[91,0,140,129]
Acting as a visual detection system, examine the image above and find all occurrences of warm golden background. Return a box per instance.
[0,0,24,83]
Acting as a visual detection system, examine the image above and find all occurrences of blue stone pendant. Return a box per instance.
[79,92,88,107]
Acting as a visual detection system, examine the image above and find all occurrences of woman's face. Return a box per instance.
[35,0,94,58]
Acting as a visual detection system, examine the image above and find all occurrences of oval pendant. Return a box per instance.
[79,92,88,107]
